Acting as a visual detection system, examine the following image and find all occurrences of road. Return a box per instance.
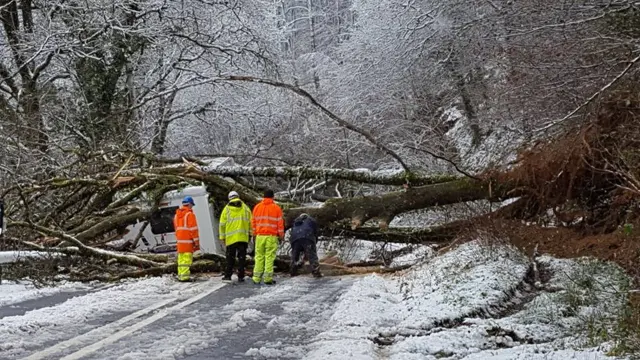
[2,275,356,360]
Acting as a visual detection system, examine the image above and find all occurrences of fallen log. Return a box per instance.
[8,221,164,268]
[286,178,517,229]
[315,263,413,276]
[74,210,151,242]
[319,222,463,244]
[73,260,223,282]
[345,260,385,267]
[200,164,460,187]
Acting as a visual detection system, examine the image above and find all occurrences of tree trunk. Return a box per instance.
[319,221,464,244]
[285,178,516,229]
[199,164,460,186]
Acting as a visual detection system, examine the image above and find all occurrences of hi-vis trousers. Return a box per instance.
[177,252,193,281]
[252,235,278,283]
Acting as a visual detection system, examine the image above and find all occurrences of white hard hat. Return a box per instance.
[228,191,239,200]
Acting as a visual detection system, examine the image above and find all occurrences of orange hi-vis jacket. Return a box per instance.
[251,198,285,238]
[174,206,200,253]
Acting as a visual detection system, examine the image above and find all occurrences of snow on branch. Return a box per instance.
[201,164,460,186]
[215,75,411,171]
[9,221,164,268]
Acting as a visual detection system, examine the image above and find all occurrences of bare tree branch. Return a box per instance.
[537,53,640,133]
[218,75,412,171]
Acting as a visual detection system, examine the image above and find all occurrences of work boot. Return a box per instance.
[237,277,245,283]
[222,276,232,283]
[264,280,276,285]
[312,272,323,278]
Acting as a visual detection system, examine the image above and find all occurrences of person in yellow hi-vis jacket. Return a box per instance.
[251,189,284,285]
[219,191,252,283]
[173,196,200,282]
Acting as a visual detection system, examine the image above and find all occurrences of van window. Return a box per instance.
[150,206,179,234]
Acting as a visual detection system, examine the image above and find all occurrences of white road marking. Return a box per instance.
[21,297,178,360]
[22,280,225,360]
[59,281,226,360]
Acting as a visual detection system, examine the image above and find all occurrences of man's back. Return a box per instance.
[252,198,284,237]
[290,215,317,243]
[251,190,283,285]
[220,199,252,244]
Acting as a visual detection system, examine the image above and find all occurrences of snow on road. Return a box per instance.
[0,281,91,308]
[0,240,630,360]
[0,277,210,359]
[91,276,356,360]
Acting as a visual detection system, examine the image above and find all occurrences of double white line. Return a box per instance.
[23,280,226,360]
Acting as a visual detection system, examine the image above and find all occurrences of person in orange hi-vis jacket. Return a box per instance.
[251,189,284,285]
[173,196,200,282]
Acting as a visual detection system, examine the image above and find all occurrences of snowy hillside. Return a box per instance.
[443,107,523,173]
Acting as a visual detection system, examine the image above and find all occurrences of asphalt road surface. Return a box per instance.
[3,275,356,360]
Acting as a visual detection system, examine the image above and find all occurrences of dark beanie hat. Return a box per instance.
[264,189,274,198]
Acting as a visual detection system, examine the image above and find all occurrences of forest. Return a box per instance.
[1,0,639,282]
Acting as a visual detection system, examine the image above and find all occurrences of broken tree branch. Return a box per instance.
[319,222,463,244]
[8,221,163,268]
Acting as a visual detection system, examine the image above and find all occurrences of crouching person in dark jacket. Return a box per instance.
[289,213,322,278]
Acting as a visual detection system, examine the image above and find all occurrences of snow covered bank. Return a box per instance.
[305,241,630,359]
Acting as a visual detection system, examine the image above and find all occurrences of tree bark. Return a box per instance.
[200,164,460,186]
[74,210,151,242]
[319,222,464,244]
[285,178,516,229]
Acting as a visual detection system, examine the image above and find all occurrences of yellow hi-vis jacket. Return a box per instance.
[219,199,252,245]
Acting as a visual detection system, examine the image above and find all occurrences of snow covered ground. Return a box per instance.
[303,241,630,360]
[0,240,630,359]
[0,277,212,359]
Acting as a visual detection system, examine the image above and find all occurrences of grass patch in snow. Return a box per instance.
[551,257,640,358]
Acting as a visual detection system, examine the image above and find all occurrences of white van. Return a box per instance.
[108,157,238,255]
[119,185,225,255]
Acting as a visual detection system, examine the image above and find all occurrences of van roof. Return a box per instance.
[202,157,235,168]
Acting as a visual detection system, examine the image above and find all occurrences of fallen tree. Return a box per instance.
[199,164,460,187]
[285,178,517,229]
[2,93,640,281]
[319,222,464,244]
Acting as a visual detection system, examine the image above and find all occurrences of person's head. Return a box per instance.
[182,196,195,208]
[294,213,310,226]
[263,189,274,199]
[228,191,239,201]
